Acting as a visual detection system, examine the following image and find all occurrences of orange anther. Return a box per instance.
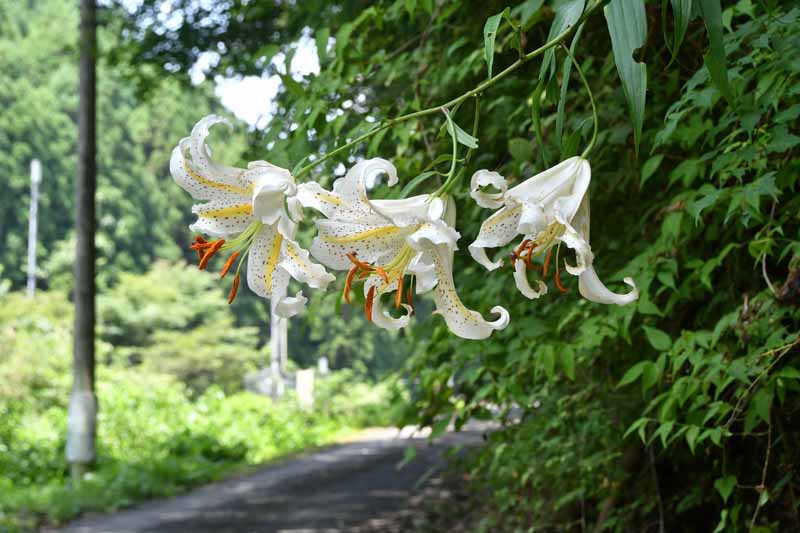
[395,276,404,309]
[555,262,569,293]
[406,285,414,316]
[198,240,225,270]
[346,251,374,271]
[542,248,553,278]
[343,265,358,304]
[228,273,241,304]
[376,267,389,284]
[365,285,376,322]
[220,251,240,279]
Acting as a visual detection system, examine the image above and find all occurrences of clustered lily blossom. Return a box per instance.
[170,115,333,318]
[171,117,638,340]
[469,156,638,305]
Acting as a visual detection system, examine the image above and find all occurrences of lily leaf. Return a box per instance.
[604,0,648,155]
[698,0,733,102]
[664,0,692,65]
[483,8,508,79]
[539,0,585,81]
[399,171,438,198]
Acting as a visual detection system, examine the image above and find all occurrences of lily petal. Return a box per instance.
[246,225,289,301]
[331,158,399,222]
[470,169,508,209]
[468,204,522,271]
[578,267,639,305]
[407,252,438,293]
[364,276,412,330]
[513,260,548,299]
[170,138,250,201]
[279,237,336,290]
[247,164,295,225]
[517,202,548,236]
[311,219,411,270]
[275,290,309,318]
[190,198,254,237]
[411,223,509,340]
[188,115,246,186]
[506,157,590,223]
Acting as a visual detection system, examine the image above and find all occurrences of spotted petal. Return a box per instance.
[190,198,254,237]
[409,221,509,340]
[468,204,522,271]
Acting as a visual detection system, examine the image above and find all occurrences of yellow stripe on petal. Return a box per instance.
[199,203,253,218]
[184,160,250,196]
[484,204,522,228]
[265,233,284,290]
[323,225,400,244]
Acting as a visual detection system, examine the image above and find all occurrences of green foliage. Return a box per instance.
[110,0,797,529]
[0,286,393,531]
[98,262,263,392]
[20,0,800,530]
[0,0,248,290]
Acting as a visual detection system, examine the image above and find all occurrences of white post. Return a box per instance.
[269,309,284,399]
[27,159,42,298]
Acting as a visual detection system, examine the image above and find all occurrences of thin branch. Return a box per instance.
[749,419,772,531]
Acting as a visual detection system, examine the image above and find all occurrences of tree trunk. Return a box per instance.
[67,0,97,480]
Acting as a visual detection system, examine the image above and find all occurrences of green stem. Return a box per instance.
[294,4,598,180]
[437,97,480,197]
[561,45,598,158]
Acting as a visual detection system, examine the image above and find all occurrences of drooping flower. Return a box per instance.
[468,156,638,305]
[170,115,334,316]
[297,158,509,340]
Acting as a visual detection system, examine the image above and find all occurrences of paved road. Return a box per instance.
[56,427,486,533]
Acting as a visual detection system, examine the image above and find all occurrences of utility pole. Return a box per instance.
[26,159,41,298]
[67,0,97,480]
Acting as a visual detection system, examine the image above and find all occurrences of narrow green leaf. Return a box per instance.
[698,0,733,101]
[483,8,508,79]
[643,326,672,351]
[641,361,659,393]
[560,348,576,380]
[399,171,438,198]
[315,28,330,62]
[541,348,555,380]
[752,388,771,425]
[666,0,692,64]
[531,80,549,167]
[686,425,700,454]
[335,22,355,60]
[618,361,647,387]
[604,0,648,155]
[623,417,648,440]
[556,24,585,156]
[640,154,663,187]
[539,0,585,81]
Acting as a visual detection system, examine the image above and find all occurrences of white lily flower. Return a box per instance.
[297,158,509,340]
[468,156,638,305]
[170,115,333,317]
